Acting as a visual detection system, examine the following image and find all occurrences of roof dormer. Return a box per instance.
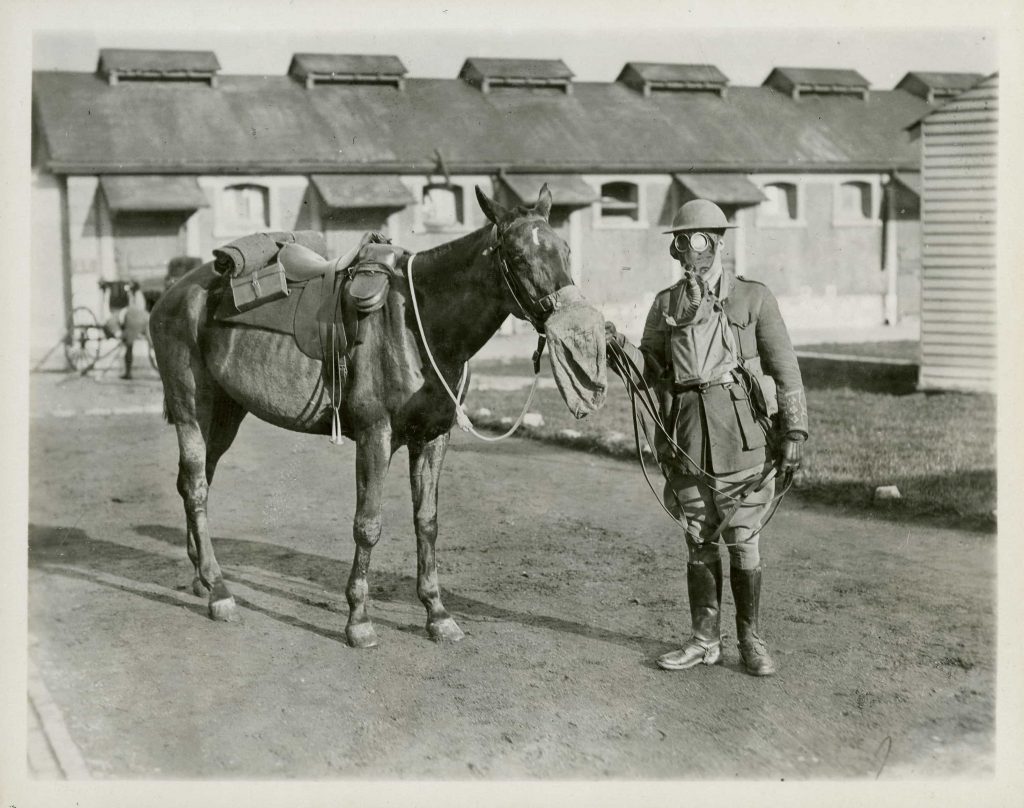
[616,63,728,97]
[763,67,869,100]
[97,48,220,87]
[458,58,574,94]
[895,71,984,103]
[288,53,407,89]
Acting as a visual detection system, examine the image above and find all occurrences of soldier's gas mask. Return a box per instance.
[669,230,723,279]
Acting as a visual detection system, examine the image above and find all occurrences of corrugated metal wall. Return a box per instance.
[919,75,997,392]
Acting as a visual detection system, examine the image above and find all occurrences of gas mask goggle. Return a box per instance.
[669,230,718,276]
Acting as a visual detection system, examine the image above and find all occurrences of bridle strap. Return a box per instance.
[489,224,567,332]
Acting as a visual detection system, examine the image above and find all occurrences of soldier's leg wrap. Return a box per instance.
[658,473,723,671]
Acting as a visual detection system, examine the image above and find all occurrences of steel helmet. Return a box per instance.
[662,199,737,233]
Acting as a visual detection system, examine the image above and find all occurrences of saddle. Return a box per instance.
[213,234,404,363]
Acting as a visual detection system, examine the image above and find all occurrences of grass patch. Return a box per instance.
[465,357,996,532]
[795,340,920,361]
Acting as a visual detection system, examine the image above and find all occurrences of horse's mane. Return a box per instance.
[414,226,491,266]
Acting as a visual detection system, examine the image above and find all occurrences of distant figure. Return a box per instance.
[102,280,149,380]
[165,255,204,291]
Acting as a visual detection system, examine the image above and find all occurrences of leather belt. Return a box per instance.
[672,371,735,394]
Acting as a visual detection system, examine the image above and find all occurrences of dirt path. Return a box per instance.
[27,410,993,780]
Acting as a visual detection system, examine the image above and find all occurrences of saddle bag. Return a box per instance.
[229,260,289,313]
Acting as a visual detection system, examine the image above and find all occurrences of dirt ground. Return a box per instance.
[26,384,994,781]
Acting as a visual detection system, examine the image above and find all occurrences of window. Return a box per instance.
[599,181,640,224]
[836,181,873,221]
[220,184,269,232]
[421,184,464,230]
[759,182,799,222]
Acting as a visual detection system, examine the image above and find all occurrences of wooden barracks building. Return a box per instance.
[31,49,984,365]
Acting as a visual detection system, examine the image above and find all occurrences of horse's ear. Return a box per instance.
[535,183,553,220]
[475,185,511,226]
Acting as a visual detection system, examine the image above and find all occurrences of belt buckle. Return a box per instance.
[696,380,711,392]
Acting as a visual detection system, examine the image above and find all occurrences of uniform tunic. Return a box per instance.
[631,271,808,475]
[617,272,808,564]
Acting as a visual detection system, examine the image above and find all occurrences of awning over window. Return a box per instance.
[893,172,921,198]
[311,175,415,209]
[100,175,208,212]
[672,173,765,206]
[500,174,599,207]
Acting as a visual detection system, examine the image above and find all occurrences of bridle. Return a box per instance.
[488,221,571,334]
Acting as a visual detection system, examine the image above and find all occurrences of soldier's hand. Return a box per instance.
[778,434,804,474]
[604,320,625,348]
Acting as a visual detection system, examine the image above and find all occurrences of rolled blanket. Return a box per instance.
[212,230,329,277]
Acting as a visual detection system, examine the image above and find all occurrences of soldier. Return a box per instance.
[102,280,149,380]
[605,199,807,676]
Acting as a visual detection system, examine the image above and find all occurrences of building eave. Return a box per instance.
[45,159,922,176]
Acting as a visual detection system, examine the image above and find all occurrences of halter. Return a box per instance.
[488,223,568,333]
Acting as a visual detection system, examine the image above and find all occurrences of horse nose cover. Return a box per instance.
[543,287,607,418]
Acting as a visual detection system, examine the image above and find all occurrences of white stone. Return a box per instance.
[874,485,902,500]
[522,412,545,428]
[499,416,514,426]
[558,428,582,439]
[473,407,492,418]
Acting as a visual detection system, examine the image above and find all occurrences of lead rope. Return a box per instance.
[407,253,541,442]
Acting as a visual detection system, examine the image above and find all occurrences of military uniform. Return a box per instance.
[607,198,808,677]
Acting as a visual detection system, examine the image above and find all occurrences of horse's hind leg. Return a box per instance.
[187,393,247,597]
[345,423,393,648]
[409,433,463,642]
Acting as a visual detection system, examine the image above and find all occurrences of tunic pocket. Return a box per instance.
[729,384,766,450]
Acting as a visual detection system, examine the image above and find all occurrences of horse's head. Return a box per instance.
[475,184,607,418]
[475,184,571,330]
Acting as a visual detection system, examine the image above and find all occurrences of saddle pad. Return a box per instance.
[214,281,303,337]
[213,273,347,364]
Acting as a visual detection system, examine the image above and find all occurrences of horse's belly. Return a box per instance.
[206,326,334,433]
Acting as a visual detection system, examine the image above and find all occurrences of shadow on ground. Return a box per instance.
[28,522,669,656]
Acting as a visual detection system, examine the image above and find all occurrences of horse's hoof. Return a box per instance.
[346,622,379,648]
[209,596,239,622]
[191,576,209,597]
[427,617,465,643]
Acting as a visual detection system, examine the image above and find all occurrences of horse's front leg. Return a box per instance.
[345,423,393,648]
[409,432,463,642]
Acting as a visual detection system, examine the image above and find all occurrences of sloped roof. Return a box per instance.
[500,174,598,206]
[100,175,208,211]
[311,174,414,208]
[33,69,930,174]
[619,63,728,84]
[459,58,574,81]
[97,48,220,76]
[289,54,406,80]
[895,71,985,102]
[765,67,869,90]
[673,173,764,205]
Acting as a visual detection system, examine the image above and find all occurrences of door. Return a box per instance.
[112,211,189,288]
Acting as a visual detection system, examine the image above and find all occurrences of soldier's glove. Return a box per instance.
[778,433,805,474]
[604,320,626,349]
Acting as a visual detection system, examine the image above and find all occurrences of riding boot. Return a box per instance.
[657,559,723,670]
[731,565,777,676]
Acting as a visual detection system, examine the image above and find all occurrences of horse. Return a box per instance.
[149,185,605,647]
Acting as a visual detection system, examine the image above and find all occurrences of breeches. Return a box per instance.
[663,463,775,570]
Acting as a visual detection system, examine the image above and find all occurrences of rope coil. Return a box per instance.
[606,339,792,531]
